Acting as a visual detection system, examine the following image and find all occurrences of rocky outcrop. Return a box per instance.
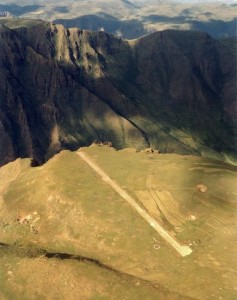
[0,20,236,166]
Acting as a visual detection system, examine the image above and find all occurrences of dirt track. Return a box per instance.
[77,151,192,257]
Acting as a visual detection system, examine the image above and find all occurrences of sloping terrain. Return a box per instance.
[0,19,236,166]
[0,145,236,299]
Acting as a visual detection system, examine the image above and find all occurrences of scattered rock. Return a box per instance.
[142,148,159,154]
[30,158,40,167]
[175,226,183,233]
[92,141,112,147]
[18,214,32,224]
[196,184,208,193]
[31,226,39,234]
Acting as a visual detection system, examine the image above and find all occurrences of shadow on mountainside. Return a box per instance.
[0,21,236,166]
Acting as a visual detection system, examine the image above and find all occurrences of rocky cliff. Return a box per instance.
[0,19,236,166]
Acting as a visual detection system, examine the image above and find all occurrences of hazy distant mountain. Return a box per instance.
[53,13,148,39]
[0,19,236,166]
[136,0,237,2]
[0,0,236,39]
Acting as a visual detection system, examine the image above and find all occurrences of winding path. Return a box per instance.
[77,151,192,257]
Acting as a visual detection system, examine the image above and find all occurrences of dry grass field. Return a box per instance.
[0,144,236,299]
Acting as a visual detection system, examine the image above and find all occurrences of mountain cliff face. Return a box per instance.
[0,19,236,166]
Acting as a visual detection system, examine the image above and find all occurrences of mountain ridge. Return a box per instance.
[0,19,236,166]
